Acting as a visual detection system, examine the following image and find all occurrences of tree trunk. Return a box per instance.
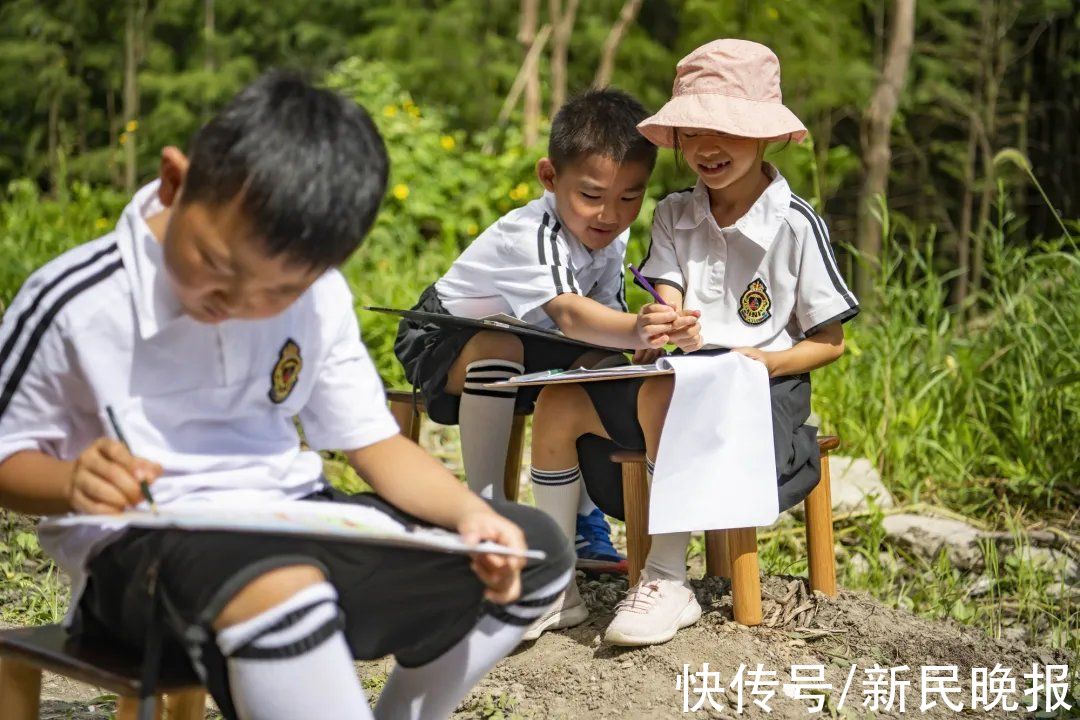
[972,1,1008,301]
[204,0,215,73]
[548,0,579,115]
[593,0,643,88]
[122,0,145,194]
[519,0,541,148]
[854,0,916,303]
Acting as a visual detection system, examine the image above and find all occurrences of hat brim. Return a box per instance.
[638,93,808,148]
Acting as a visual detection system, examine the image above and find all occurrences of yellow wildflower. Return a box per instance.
[466,223,479,236]
[509,183,530,201]
[383,105,398,118]
[392,184,410,201]
[440,135,456,151]
[944,355,957,370]
[94,218,109,230]
[125,120,139,133]
[406,105,420,118]
[119,133,128,146]
[766,6,779,20]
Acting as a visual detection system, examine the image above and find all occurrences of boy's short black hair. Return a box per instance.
[181,70,388,269]
[548,88,657,171]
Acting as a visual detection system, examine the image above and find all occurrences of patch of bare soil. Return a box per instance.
[445,573,1074,719]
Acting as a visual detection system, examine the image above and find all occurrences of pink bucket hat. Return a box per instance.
[637,39,807,148]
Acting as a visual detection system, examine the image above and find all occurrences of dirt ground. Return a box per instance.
[12,571,1076,719]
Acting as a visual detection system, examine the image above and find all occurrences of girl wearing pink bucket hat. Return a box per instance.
[526,39,860,647]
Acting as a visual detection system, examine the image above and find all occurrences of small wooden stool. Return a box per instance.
[611,435,840,626]
[386,389,529,502]
[0,624,206,719]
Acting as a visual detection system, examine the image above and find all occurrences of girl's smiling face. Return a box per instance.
[676,128,765,193]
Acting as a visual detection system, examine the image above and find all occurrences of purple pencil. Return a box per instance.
[627,263,673,307]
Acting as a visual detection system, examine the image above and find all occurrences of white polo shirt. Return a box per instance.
[0,181,400,607]
[435,191,628,329]
[640,168,858,351]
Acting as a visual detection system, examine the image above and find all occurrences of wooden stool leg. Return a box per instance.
[704,530,731,579]
[0,659,42,720]
[117,695,162,720]
[389,398,421,443]
[166,689,207,720]
[805,452,838,597]
[621,461,651,586]
[502,414,526,503]
[727,527,762,626]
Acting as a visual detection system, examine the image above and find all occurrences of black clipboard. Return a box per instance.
[362,306,627,353]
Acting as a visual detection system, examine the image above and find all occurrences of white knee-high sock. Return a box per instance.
[642,456,690,585]
[375,569,573,720]
[529,466,581,545]
[577,488,598,516]
[216,582,372,720]
[459,360,525,500]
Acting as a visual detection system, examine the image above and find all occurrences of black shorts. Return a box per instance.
[577,352,821,513]
[76,487,573,720]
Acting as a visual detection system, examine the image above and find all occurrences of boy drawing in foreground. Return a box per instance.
[0,72,573,720]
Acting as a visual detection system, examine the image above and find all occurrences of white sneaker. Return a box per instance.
[520,581,589,641]
[604,578,701,646]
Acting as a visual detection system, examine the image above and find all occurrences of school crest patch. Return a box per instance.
[738,278,772,325]
[269,339,302,404]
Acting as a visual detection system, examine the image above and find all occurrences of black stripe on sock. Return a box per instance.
[465,363,525,376]
[514,590,565,608]
[482,603,534,627]
[537,213,549,264]
[789,197,857,310]
[253,599,328,637]
[530,468,579,480]
[0,258,123,421]
[0,243,119,380]
[462,387,517,398]
[232,610,346,660]
[531,476,578,486]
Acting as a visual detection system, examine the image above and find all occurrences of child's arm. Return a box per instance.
[543,293,697,350]
[733,321,845,377]
[0,443,160,516]
[345,435,526,603]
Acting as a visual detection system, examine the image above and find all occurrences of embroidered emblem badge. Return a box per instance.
[738,278,772,325]
[269,339,302,404]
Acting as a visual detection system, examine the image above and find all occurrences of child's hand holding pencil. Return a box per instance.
[66,408,162,515]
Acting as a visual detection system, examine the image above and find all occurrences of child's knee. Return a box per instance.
[534,384,590,435]
[213,563,328,631]
[462,331,525,365]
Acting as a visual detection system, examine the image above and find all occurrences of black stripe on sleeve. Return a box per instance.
[649,277,686,295]
[0,243,119,378]
[803,306,861,337]
[548,220,562,266]
[0,259,123,421]
[536,213,549,264]
[788,199,857,310]
[551,266,566,295]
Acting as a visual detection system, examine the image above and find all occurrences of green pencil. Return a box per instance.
[105,405,159,514]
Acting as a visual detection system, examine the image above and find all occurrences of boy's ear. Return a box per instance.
[157,146,190,208]
[535,157,557,193]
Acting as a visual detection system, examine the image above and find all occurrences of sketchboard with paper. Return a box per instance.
[362,306,624,353]
[46,500,545,560]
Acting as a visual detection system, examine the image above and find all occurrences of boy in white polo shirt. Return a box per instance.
[395,88,700,576]
[0,72,573,720]
[526,39,859,645]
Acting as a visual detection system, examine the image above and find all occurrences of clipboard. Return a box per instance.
[487,363,674,388]
[363,306,627,353]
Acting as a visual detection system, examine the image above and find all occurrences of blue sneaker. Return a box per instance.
[575,508,628,574]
